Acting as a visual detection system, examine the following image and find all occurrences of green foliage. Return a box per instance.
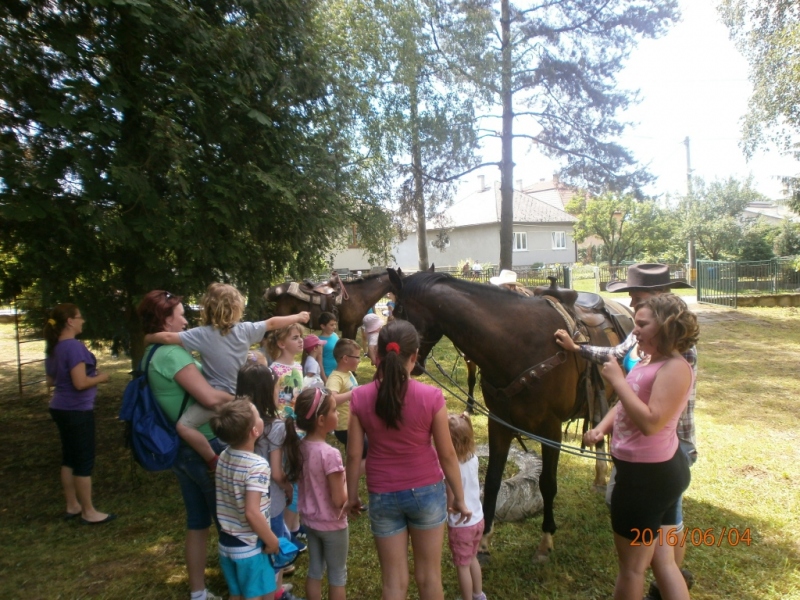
[570,193,674,267]
[772,218,800,256]
[433,0,680,268]
[720,1,800,211]
[680,176,768,260]
[0,0,390,359]
[736,218,776,261]
[335,0,481,270]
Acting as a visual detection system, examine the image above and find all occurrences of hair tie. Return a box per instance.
[47,318,56,326]
[305,388,323,420]
[386,342,400,354]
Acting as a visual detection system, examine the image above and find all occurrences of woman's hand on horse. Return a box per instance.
[583,428,604,446]
[554,329,579,352]
[297,311,311,324]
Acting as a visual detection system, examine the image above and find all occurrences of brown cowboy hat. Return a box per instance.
[606,263,694,293]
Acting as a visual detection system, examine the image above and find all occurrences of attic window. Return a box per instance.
[513,232,527,251]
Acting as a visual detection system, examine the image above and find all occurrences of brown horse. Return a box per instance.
[265,272,394,340]
[388,268,600,563]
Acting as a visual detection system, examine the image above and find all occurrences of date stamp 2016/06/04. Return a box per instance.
[630,527,752,547]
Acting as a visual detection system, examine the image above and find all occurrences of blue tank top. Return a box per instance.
[622,347,641,373]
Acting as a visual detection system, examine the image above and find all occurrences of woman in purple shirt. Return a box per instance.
[44,303,114,525]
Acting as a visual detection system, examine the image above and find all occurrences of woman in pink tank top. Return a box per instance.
[583,294,698,600]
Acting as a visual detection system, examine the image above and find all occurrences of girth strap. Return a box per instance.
[481,351,567,398]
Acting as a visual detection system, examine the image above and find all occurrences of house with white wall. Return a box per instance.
[332,178,578,272]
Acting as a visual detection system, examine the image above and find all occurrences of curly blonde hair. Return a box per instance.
[201,283,245,335]
[639,294,699,356]
[448,412,476,463]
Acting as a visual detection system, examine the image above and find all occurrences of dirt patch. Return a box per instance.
[733,464,770,479]
[691,303,766,324]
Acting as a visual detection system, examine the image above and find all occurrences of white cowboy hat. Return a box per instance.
[490,269,518,286]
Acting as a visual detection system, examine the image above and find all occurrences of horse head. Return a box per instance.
[388,268,444,376]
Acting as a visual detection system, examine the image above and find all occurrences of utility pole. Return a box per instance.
[684,136,695,284]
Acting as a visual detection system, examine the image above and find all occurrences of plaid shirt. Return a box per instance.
[579,332,698,464]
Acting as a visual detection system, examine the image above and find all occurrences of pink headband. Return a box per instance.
[305,388,324,420]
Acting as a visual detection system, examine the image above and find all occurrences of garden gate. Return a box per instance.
[696,260,737,307]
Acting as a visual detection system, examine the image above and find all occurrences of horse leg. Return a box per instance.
[466,359,477,413]
[535,420,562,564]
[478,418,514,565]
[591,437,609,494]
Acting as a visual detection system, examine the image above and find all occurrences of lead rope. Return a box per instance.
[422,351,611,460]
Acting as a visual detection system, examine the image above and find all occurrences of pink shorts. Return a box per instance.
[447,519,484,566]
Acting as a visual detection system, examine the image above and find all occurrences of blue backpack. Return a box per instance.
[119,344,189,471]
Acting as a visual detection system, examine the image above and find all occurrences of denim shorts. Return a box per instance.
[368,480,447,538]
[172,438,225,530]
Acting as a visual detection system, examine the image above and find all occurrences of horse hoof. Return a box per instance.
[477,551,491,566]
[591,484,607,495]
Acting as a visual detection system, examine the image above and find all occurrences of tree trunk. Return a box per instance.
[499,0,514,271]
[411,76,429,272]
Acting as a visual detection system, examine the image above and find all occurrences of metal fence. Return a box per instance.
[697,258,800,308]
[435,264,568,287]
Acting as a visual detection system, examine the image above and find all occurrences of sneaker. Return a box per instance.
[290,533,307,553]
[294,526,308,542]
[205,592,223,600]
[281,583,293,594]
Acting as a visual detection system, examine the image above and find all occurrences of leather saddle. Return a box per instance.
[286,272,345,316]
[533,277,633,349]
[532,277,635,429]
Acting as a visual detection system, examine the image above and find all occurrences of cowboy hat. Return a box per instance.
[606,263,694,293]
[490,269,518,286]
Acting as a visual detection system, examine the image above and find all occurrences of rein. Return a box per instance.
[420,352,611,461]
[330,272,349,301]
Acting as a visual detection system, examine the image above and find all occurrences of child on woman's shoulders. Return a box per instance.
[144,283,309,470]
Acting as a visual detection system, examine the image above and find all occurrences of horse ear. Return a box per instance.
[428,263,435,272]
[388,268,403,293]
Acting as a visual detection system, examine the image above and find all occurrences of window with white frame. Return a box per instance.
[513,231,527,251]
[551,231,567,249]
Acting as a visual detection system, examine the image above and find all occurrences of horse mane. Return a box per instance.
[348,271,384,283]
[402,271,532,304]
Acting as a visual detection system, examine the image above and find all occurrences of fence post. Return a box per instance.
[563,266,571,288]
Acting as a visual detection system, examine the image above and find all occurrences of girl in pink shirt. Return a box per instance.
[285,388,348,600]
[345,319,471,600]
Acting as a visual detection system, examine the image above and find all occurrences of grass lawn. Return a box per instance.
[1,307,798,599]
